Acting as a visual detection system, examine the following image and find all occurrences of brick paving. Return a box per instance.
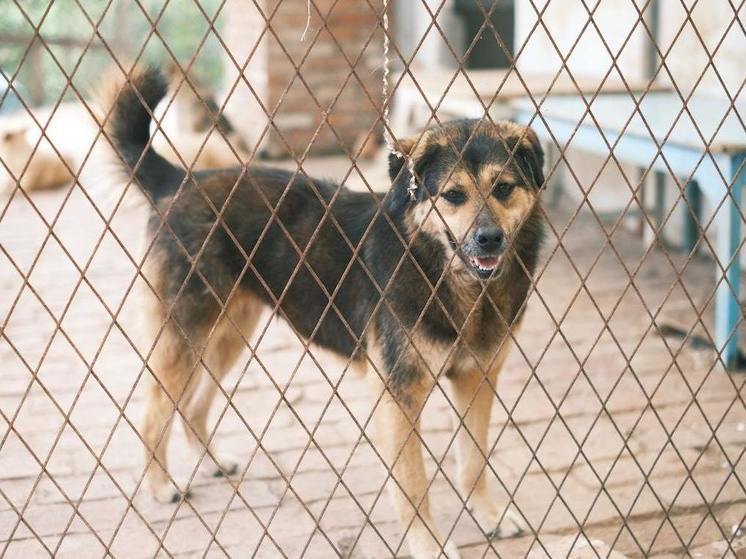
[1,150,745,558]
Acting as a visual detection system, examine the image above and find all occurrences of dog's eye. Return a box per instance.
[492,182,514,200]
[441,189,466,205]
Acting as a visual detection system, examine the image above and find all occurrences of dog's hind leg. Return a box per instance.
[181,294,262,479]
[450,341,527,539]
[141,324,202,503]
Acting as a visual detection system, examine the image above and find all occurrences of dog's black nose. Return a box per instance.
[475,227,503,250]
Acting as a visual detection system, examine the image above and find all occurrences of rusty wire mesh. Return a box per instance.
[0,0,744,557]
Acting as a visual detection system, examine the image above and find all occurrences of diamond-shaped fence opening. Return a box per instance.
[0,0,744,557]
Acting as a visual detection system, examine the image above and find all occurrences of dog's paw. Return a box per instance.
[441,539,461,558]
[201,452,239,478]
[485,506,527,540]
[212,460,238,478]
[152,484,191,504]
[409,535,461,559]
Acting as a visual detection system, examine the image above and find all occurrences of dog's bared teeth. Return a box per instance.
[470,256,499,271]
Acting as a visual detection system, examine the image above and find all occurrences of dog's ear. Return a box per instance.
[386,150,414,215]
[386,134,436,215]
[513,127,545,189]
[387,137,416,182]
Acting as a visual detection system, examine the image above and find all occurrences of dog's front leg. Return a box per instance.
[451,342,527,540]
[367,371,460,559]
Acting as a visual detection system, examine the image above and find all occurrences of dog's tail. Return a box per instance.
[97,65,185,201]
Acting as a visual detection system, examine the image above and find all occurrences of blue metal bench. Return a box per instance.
[514,92,745,368]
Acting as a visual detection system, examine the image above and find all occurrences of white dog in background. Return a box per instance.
[0,124,72,195]
[0,65,253,200]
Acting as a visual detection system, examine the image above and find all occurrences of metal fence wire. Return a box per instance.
[0,0,744,557]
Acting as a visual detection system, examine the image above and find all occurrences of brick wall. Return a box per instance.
[263,0,383,157]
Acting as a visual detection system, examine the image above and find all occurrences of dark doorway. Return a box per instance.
[454,0,515,69]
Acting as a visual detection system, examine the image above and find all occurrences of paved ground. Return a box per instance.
[1,142,745,558]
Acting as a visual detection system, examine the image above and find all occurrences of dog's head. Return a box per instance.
[387,120,544,280]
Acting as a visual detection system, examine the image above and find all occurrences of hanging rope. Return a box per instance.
[381,0,418,201]
[301,0,311,41]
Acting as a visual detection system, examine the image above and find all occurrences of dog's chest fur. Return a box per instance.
[406,274,521,378]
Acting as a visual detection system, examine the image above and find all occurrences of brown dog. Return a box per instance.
[99,66,545,558]
[151,64,252,170]
[0,126,72,194]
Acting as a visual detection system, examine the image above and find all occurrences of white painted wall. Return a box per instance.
[658,0,743,98]
[394,0,465,72]
[515,0,648,83]
[515,0,743,97]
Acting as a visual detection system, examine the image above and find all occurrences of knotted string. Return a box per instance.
[381,0,417,200]
[301,0,311,41]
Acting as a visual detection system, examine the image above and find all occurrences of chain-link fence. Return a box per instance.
[0,0,744,557]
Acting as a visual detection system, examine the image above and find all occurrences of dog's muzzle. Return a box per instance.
[446,227,506,280]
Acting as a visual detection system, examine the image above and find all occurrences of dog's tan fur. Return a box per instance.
[152,64,252,171]
[152,131,247,172]
[0,127,72,194]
